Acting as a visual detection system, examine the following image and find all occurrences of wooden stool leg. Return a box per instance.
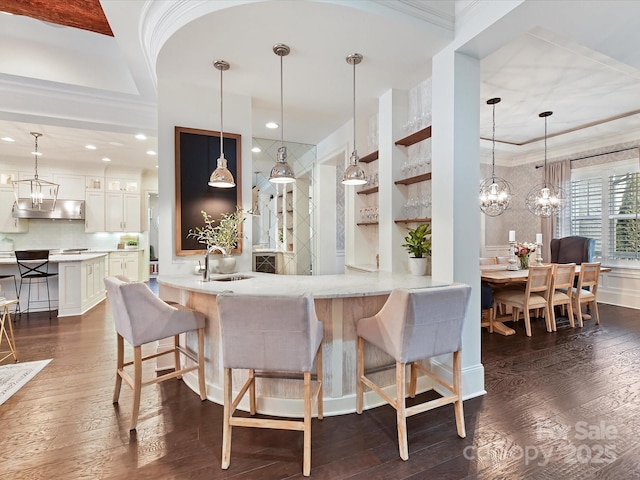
[409,361,418,398]
[174,334,181,378]
[453,351,466,438]
[130,346,142,431]
[221,368,232,470]
[113,334,124,403]
[356,336,364,414]
[316,345,323,420]
[249,369,256,415]
[197,328,206,400]
[396,361,408,461]
[303,371,312,477]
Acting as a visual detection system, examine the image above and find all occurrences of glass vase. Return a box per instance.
[518,254,529,270]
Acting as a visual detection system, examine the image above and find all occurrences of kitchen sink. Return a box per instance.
[213,275,254,282]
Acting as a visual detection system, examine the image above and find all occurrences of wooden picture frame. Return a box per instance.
[174,126,242,256]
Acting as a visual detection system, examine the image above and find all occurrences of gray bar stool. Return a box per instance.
[104,276,207,431]
[356,284,471,461]
[217,292,323,477]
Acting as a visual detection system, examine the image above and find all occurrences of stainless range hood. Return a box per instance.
[12,199,85,220]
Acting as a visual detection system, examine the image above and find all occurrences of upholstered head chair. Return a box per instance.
[104,276,206,431]
[216,292,324,477]
[550,236,595,265]
[356,283,471,461]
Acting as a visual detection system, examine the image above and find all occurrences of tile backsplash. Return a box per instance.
[2,220,139,251]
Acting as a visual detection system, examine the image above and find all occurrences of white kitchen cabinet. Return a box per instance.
[105,192,141,232]
[53,173,85,200]
[85,190,105,232]
[0,190,28,233]
[106,178,139,193]
[109,251,140,281]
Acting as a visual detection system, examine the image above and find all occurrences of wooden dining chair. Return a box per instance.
[479,257,498,265]
[550,263,576,329]
[494,265,553,337]
[572,262,601,327]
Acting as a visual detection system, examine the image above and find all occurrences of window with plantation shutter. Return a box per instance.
[609,173,640,260]
[570,177,602,256]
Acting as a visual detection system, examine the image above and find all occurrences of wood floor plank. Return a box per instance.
[1,299,639,479]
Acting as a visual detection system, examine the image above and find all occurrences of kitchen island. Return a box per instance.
[158,271,449,417]
[0,252,107,317]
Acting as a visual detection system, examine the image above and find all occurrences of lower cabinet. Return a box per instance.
[58,255,107,318]
[108,251,141,281]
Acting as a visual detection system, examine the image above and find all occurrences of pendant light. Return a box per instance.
[342,53,367,186]
[479,98,511,216]
[525,111,566,217]
[208,60,235,188]
[269,43,295,184]
[12,132,59,211]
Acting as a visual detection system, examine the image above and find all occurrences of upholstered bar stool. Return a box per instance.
[217,292,323,477]
[0,274,19,315]
[356,284,471,461]
[104,276,206,431]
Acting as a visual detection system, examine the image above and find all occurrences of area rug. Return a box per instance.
[0,359,51,406]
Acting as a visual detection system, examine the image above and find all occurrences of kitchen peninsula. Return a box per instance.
[0,251,107,317]
[158,271,450,416]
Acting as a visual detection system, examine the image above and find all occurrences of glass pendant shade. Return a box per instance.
[479,97,511,216]
[525,111,565,217]
[12,132,59,211]
[342,53,367,186]
[269,44,295,185]
[209,60,235,189]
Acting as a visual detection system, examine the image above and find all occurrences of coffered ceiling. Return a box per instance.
[0,1,639,172]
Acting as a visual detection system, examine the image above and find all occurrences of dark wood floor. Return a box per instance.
[2,298,639,479]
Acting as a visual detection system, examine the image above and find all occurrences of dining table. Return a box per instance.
[480,263,611,336]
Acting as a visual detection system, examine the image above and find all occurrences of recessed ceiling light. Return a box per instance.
[135,133,147,140]
[266,122,279,129]
[251,147,261,153]
[146,150,156,156]
[109,141,124,146]
[85,144,97,150]
[155,165,159,168]
[102,157,111,162]
[1,137,14,142]
[31,151,43,156]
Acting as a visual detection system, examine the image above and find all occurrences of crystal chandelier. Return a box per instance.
[525,111,566,217]
[342,53,367,186]
[269,43,295,184]
[479,97,511,216]
[208,60,235,188]
[12,132,59,211]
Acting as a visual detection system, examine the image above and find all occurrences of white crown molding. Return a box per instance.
[371,0,455,31]
[0,73,157,133]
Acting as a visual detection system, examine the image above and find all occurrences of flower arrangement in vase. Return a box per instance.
[187,207,246,254]
[514,241,537,270]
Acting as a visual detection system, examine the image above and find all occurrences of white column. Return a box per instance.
[432,49,484,398]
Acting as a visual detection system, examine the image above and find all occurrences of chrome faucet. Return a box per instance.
[203,244,227,281]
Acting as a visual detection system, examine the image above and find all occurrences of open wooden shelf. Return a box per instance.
[356,186,379,195]
[395,126,432,147]
[356,221,379,226]
[360,150,379,163]
[394,173,432,185]
[394,218,432,225]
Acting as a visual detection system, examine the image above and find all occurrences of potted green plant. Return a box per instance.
[402,223,432,276]
[187,208,246,273]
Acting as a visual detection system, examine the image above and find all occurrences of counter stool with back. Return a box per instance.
[356,283,472,461]
[15,250,57,319]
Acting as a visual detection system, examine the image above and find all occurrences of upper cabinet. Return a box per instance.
[53,173,86,200]
[106,191,141,232]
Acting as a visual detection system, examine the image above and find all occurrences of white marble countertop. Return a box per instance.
[0,252,107,265]
[158,271,448,299]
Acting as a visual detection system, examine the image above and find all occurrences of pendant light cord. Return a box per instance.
[491,102,496,181]
[352,58,356,158]
[280,52,284,150]
[34,134,39,180]
[220,66,224,158]
[543,115,548,187]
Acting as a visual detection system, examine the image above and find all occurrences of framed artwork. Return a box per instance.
[174,126,242,255]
